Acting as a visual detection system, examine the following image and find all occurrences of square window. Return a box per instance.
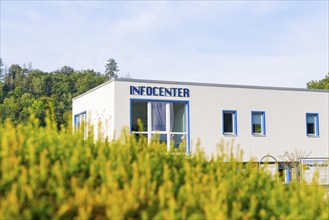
[252,111,266,135]
[223,110,237,135]
[306,113,319,136]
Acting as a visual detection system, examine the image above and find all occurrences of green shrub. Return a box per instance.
[1,117,328,219]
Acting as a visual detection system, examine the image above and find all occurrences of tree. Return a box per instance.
[0,82,4,103]
[5,64,25,90]
[307,73,329,90]
[0,96,18,123]
[28,62,33,71]
[278,148,311,180]
[31,96,53,126]
[0,61,108,128]
[105,58,119,79]
[0,58,4,82]
[60,66,74,77]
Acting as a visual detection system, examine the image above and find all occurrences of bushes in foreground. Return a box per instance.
[0,118,328,219]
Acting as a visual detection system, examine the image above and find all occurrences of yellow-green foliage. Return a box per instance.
[1,117,328,220]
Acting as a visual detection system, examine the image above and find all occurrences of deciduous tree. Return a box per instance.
[307,73,329,90]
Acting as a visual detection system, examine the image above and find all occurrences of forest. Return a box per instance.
[0,58,120,128]
[0,57,328,128]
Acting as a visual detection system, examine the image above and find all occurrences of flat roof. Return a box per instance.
[73,78,329,100]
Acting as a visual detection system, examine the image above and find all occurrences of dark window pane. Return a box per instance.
[307,123,315,134]
[152,134,167,144]
[253,124,262,133]
[131,101,148,131]
[133,133,147,142]
[171,134,186,149]
[224,112,233,133]
[172,103,186,132]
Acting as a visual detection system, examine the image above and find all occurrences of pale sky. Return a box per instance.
[1,1,328,88]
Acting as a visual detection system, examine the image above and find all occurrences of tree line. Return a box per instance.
[0,57,328,128]
[0,58,120,128]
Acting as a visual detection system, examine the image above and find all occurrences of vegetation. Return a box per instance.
[1,117,328,219]
[307,73,329,90]
[278,148,311,180]
[0,58,112,128]
[105,58,119,79]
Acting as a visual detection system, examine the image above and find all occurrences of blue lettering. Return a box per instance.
[152,87,158,96]
[159,87,165,96]
[130,85,190,97]
[178,88,183,97]
[146,87,152,95]
[172,88,177,96]
[140,86,146,95]
[165,88,171,96]
[184,88,190,97]
[132,86,140,95]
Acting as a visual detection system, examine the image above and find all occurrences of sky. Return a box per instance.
[1,1,328,88]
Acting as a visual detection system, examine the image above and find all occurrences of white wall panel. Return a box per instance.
[72,81,115,141]
[73,79,329,161]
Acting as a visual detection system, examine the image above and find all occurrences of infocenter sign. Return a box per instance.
[130,85,190,98]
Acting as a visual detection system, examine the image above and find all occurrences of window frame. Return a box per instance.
[74,111,87,138]
[222,110,237,136]
[251,111,266,136]
[306,113,319,137]
[130,99,190,153]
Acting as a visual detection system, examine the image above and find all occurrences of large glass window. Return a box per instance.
[223,110,237,135]
[131,100,189,152]
[306,113,319,136]
[252,111,266,135]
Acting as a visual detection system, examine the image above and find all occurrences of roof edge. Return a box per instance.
[72,79,114,100]
[113,78,329,93]
[73,78,329,100]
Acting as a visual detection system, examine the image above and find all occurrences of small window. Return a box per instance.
[306,113,319,136]
[74,112,87,138]
[252,111,266,136]
[223,110,237,135]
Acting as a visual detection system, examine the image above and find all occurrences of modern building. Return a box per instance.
[72,78,329,163]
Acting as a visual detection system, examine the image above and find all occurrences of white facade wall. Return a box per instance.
[73,79,329,161]
[72,81,115,141]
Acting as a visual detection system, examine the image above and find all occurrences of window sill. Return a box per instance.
[307,135,320,138]
[252,134,266,137]
[223,133,237,137]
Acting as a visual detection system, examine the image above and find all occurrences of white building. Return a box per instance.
[72,79,329,162]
